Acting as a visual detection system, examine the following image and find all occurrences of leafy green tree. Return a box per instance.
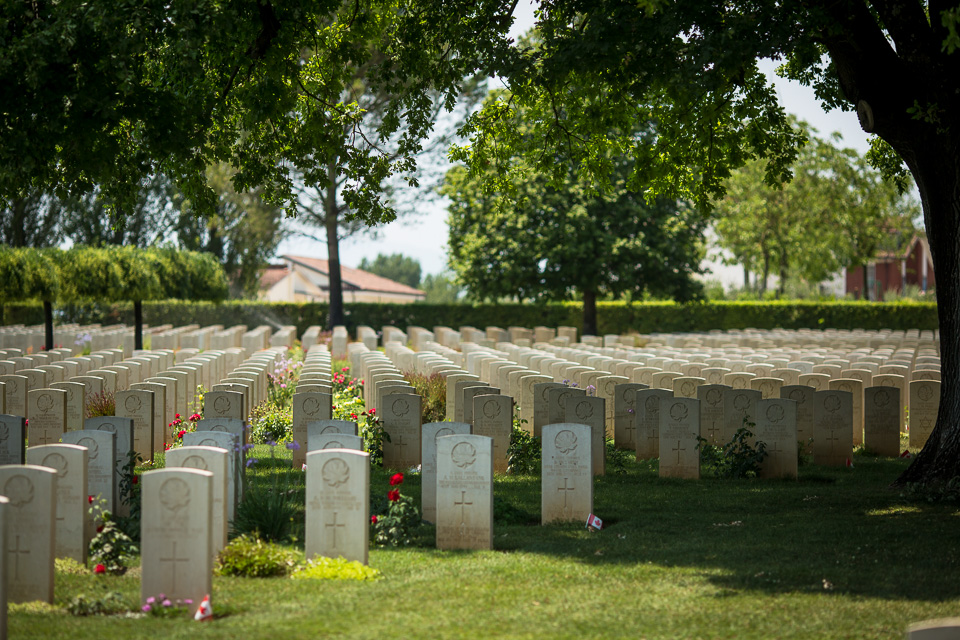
[358,254,422,289]
[420,272,463,304]
[442,160,706,335]
[2,0,960,483]
[0,194,63,248]
[714,125,917,298]
[0,247,60,345]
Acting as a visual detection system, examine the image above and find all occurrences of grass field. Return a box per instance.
[10,444,960,640]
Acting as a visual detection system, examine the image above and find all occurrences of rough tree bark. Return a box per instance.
[43,300,53,351]
[582,289,598,337]
[325,160,345,330]
[821,0,960,485]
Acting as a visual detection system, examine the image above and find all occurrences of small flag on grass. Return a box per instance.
[845,457,854,468]
[586,514,603,531]
[900,450,913,459]
[195,594,213,622]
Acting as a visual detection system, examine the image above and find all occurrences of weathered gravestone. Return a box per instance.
[140,468,213,608]
[0,495,6,637]
[203,390,245,422]
[472,394,512,474]
[421,422,471,524]
[830,378,864,447]
[752,377,784,400]
[674,376,704,399]
[533,382,566,437]
[305,449,370,564]
[62,429,116,540]
[381,393,422,469]
[564,395,606,476]
[864,386,901,456]
[195,417,246,461]
[658,398,700,479]
[307,419,359,439]
[723,388,761,444]
[698,384,728,445]
[26,443,88,563]
[130,382,167,454]
[115,389,155,462]
[909,380,940,449]
[0,464,55,603]
[26,388,67,446]
[436,434,493,550]
[635,388,673,460]
[546,386,585,426]
[780,385,816,454]
[182,432,240,521]
[165,446,228,556]
[613,383,647,450]
[307,433,363,452]
[0,375,26,419]
[292,392,333,468]
[541,423,592,524]
[83,417,134,518]
[754,399,798,479]
[813,389,854,466]
[907,617,960,640]
[0,415,25,465]
[50,381,84,432]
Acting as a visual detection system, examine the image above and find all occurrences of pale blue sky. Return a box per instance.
[276,2,874,279]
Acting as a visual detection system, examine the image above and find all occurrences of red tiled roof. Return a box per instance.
[281,255,426,296]
[260,264,289,289]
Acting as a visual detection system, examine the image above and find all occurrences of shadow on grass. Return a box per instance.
[487,456,960,601]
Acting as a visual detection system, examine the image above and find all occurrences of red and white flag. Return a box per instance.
[194,594,213,622]
[900,450,913,459]
[845,457,854,468]
[586,514,603,530]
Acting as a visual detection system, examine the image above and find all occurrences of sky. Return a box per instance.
[275,1,874,283]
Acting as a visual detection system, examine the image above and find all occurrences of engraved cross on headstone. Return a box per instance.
[160,541,190,593]
[396,434,409,461]
[706,422,722,443]
[325,511,345,549]
[672,440,686,464]
[557,477,575,515]
[9,534,29,579]
[454,490,473,525]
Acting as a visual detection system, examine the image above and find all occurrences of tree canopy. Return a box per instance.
[2,0,959,484]
[359,253,423,289]
[713,122,918,297]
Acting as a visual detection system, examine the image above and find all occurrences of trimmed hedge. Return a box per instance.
[0,300,939,335]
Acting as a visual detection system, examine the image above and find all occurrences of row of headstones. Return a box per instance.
[449,337,940,450]
[0,344,335,613]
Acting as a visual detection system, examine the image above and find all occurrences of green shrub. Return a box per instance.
[507,417,541,475]
[698,424,768,479]
[250,403,293,444]
[403,372,445,424]
[215,535,300,577]
[233,446,303,543]
[86,391,115,418]
[291,557,381,581]
[88,497,138,575]
[372,473,421,547]
[66,591,130,616]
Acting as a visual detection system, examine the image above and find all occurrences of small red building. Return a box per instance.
[845,233,935,300]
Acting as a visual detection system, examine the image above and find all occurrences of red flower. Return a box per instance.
[88,495,95,504]
[94,564,106,574]
[132,475,139,485]
[175,413,181,419]
[189,413,201,422]
[368,408,376,415]
[370,515,378,524]
[387,489,400,502]
[350,413,358,420]
[390,473,404,486]
[178,429,186,438]
[97,525,104,533]
[24,419,28,426]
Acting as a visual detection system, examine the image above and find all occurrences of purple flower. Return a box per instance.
[242,443,255,452]
[146,596,156,605]
[286,440,301,451]
[267,440,277,447]
[162,599,172,607]
[142,604,152,613]
[280,383,287,389]
[184,599,193,605]
[246,458,259,468]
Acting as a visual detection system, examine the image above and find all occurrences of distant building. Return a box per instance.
[259,255,426,304]
[845,233,935,299]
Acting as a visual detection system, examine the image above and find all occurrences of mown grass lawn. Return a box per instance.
[11,447,960,639]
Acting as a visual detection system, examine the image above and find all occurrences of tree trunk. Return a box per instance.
[325,161,345,329]
[43,300,53,351]
[759,251,770,297]
[743,267,750,290]
[862,264,871,301]
[777,253,787,299]
[893,148,960,486]
[134,300,143,351]
[582,289,598,336]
